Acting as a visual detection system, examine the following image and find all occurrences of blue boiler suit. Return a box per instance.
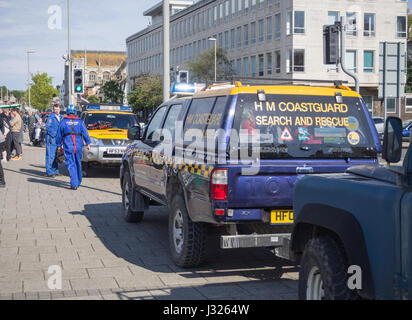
[45,113,62,176]
[56,116,91,188]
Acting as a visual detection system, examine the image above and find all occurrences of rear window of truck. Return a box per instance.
[232,94,377,159]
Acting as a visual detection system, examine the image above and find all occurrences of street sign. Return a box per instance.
[379,42,406,99]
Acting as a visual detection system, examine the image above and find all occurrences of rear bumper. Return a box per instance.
[221,233,291,259]
[82,145,127,165]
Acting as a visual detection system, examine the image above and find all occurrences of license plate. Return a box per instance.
[270,210,294,225]
[107,148,124,154]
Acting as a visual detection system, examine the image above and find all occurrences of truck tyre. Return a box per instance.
[122,170,144,223]
[169,194,206,268]
[299,236,357,300]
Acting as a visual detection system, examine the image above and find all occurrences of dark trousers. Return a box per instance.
[11,132,22,156]
[0,156,4,185]
[5,133,11,161]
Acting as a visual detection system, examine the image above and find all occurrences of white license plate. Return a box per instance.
[107,148,125,154]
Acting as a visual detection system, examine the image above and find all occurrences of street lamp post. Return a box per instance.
[27,50,35,109]
[208,37,217,83]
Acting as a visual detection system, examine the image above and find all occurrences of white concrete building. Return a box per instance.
[126,0,408,118]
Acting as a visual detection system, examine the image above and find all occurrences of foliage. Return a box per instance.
[406,57,412,93]
[187,47,233,82]
[408,14,412,41]
[128,74,163,115]
[30,73,58,111]
[101,80,123,104]
[11,90,25,103]
[87,95,100,104]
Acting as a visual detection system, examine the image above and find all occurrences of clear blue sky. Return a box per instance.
[0,0,410,91]
[0,0,160,90]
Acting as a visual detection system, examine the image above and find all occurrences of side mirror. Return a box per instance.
[127,126,141,141]
[382,117,403,163]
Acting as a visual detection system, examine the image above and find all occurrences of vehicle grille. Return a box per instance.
[102,152,123,159]
[101,139,132,146]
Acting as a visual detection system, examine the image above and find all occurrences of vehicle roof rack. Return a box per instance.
[219,77,350,89]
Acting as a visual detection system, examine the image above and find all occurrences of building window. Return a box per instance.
[218,33,223,48]
[238,0,242,15]
[266,17,272,40]
[258,54,264,76]
[346,12,357,36]
[224,31,229,50]
[251,22,256,44]
[294,11,305,34]
[405,97,412,113]
[294,49,305,72]
[231,29,235,49]
[237,26,242,48]
[258,0,264,9]
[251,56,257,77]
[236,58,242,75]
[364,13,375,37]
[244,0,249,14]
[387,98,396,113]
[243,57,249,76]
[103,72,110,81]
[328,11,339,25]
[89,72,96,81]
[258,19,264,42]
[266,53,272,75]
[231,0,236,17]
[251,0,256,10]
[274,13,281,38]
[346,50,357,73]
[225,0,229,21]
[397,16,407,38]
[363,51,374,73]
[244,24,249,46]
[274,50,281,73]
[214,6,217,24]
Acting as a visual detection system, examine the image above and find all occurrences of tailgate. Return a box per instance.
[227,161,353,208]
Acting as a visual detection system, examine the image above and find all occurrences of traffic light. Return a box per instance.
[178,70,189,83]
[73,69,84,94]
[323,24,340,65]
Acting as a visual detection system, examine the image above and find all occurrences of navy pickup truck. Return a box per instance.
[291,117,412,300]
[120,83,380,268]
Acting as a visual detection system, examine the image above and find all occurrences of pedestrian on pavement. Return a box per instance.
[0,109,11,161]
[9,108,22,161]
[45,105,62,178]
[27,110,36,143]
[56,105,91,190]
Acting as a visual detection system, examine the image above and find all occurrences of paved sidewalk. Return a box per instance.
[0,135,299,300]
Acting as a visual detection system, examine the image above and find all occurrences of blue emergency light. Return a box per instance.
[85,105,133,112]
[170,82,196,95]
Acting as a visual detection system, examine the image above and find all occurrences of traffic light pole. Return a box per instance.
[336,19,359,93]
[67,0,72,106]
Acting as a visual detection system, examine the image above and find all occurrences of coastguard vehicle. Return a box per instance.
[120,81,381,268]
[80,104,139,175]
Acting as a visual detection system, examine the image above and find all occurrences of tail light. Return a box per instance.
[211,169,228,201]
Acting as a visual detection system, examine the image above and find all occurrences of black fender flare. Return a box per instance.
[291,203,374,299]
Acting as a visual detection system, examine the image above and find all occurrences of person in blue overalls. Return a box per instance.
[45,104,63,177]
[56,105,91,190]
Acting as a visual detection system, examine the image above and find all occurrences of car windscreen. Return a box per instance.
[232,94,377,159]
[85,113,138,130]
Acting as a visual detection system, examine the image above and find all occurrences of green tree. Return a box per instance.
[102,80,123,104]
[128,74,162,120]
[30,73,58,111]
[87,95,100,104]
[187,47,233,82]
[408,14,412,41]
[11,90,25,103]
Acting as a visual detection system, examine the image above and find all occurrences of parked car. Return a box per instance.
[373,117,385,138]
[403,120,412,140]
[120,82,381,268]
[290,117,412,300]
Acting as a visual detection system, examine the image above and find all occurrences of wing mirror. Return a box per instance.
[127,126,141,141]
[382,117,403,164]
